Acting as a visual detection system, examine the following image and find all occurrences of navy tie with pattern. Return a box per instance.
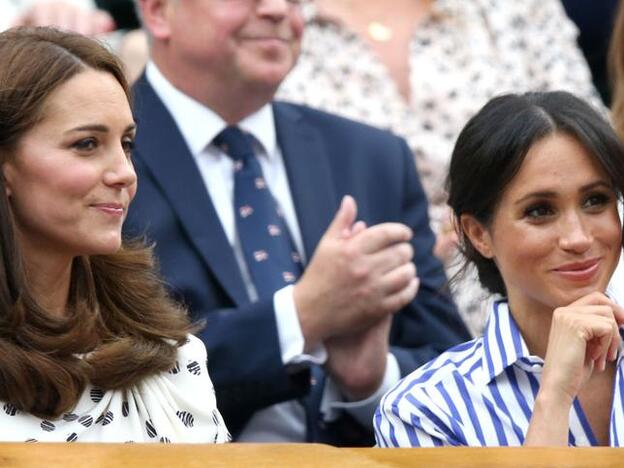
[214,126,302,299]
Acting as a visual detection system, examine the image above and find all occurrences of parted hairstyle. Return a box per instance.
[0,27,196,419]
[447,91,624,296]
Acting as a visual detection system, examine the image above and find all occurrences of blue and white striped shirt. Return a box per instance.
[374,299,624,447]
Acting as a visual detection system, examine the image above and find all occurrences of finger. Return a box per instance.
[608,325,620,362]
[341,220,367,239]
[556,305,617,321]
[93,10,116,34]
[583,317,618,369]
[378,262,417,296]
[608,300,624,326]
[74,9,92,35]
[325,195,357,239]
[368,241,414,274]
[569,291,614,308]
[380,277,419,313]
[352,222,413,254]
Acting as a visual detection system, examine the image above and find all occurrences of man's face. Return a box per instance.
[148,0,305,94]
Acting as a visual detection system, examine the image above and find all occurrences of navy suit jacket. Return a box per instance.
[125,75,471,445]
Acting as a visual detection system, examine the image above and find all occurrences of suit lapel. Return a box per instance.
[273,103,337,260]
[133,76,249,305]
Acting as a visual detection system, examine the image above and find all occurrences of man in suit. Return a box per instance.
[126,0,470,445]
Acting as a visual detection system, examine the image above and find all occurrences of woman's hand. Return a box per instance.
[525,292,624,446]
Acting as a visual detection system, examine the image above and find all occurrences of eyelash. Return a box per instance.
[121,137,135,156]
[72,137,98,152]
[523,192,613,220]
[71,137,135,157]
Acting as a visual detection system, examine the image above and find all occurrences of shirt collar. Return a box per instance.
[145,61,277,159]
[481,299,532,383]
[482,298,624,384]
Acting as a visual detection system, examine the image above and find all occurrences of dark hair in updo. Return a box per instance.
[447,91,624,296]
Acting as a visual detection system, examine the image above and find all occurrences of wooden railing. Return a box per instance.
[2,443,624,467]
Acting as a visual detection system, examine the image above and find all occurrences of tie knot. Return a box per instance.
[214,126,255,162]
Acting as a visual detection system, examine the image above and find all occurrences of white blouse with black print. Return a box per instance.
[0,335,230,443]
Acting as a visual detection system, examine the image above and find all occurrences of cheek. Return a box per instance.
[291,14,305,40]
[492,224,555,275]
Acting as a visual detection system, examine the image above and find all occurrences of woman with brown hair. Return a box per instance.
[0,26,229,443]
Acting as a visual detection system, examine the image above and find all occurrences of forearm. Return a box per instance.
[525,390,572,446]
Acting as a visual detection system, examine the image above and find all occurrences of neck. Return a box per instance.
[507,295,554,359]
[19,241,73,319]
[152,53,276,124]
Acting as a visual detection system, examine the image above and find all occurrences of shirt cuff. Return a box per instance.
[274,285,327,366]
[320,353,401,428]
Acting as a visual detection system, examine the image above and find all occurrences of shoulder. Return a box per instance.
[273,101,406,148]
[381,338,484,413]
[458,0,572,30]
[174,335,208,364]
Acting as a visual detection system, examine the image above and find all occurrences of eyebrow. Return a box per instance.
[514,180,614,205]
[65,123,137,134]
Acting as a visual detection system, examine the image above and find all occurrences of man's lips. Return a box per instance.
[552,258,601,281]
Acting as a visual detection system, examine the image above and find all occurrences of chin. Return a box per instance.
[87,237,123,256]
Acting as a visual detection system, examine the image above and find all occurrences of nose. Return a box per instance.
[104,146,137,189]
[558,210,592,253]
[256,0,290,20]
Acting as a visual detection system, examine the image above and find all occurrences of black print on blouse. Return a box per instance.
[122,401,129,417]
[40,420,55,432]
[3,403,18,416]
[169,361,180,375]
[102,411,114,426]
[186,361,201,375]
[24,439,37,443]
[159,436,171,444]
[176,411,194,428]
[90,388,104,403]
[66,433,78,442]
[211,410,220,427]
[146,419,157,438]
[95,414,104,424]
[62,413,78,422]
[78,415,93,427]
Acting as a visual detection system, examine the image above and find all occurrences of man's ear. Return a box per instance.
[140,0,174,40]
[460,214,494,259]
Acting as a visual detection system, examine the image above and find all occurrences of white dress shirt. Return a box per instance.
[146,62,400,441]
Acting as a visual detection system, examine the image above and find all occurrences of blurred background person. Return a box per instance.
[277,0,604,336]
[562,0,620,105]
[3,0,115,35]
[0,27,229,443]
[609,0,624,138]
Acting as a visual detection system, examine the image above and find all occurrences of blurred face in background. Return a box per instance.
[3,69,137,261]
[143,0,305,94]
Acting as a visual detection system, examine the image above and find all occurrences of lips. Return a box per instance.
[552,258,601,282]
[91,202,125,216]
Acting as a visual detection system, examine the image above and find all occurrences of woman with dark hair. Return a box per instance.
[0,26,229,443]
[375,91,624,447]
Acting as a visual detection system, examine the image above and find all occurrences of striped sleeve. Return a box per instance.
[374,375,458,447]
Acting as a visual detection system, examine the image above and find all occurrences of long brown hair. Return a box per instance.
[609,1,624,138]
[0,27,196,419]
